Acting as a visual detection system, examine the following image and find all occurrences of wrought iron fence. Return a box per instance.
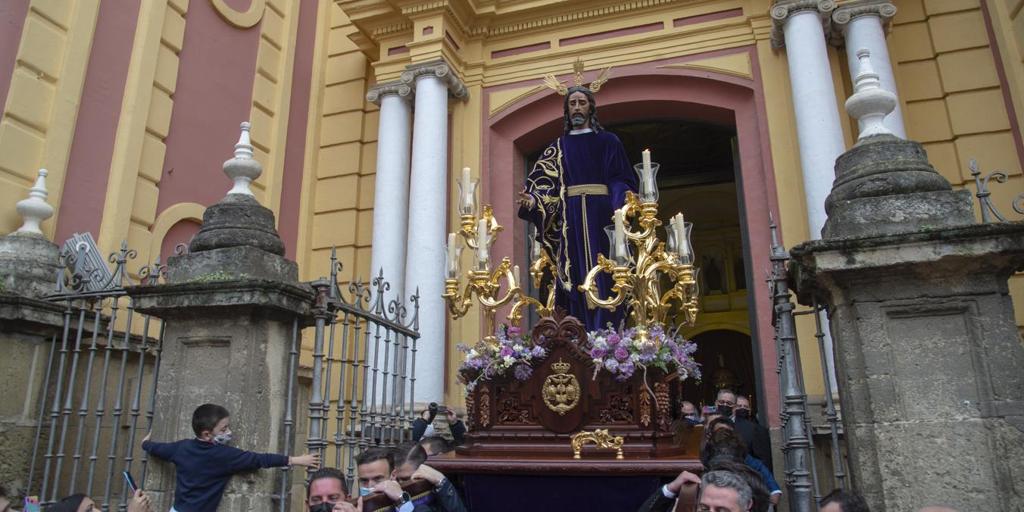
[26,237,165,511]
[304,248,421,489]
[768,219,849,512]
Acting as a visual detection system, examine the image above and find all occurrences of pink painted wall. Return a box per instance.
[482,48,784,426]
[277,0,319,259]
[160,218,201,261]
[156,0,261,214]
[55,0,140,244]
[0,0,29,118]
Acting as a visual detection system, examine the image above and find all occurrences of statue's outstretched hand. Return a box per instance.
[518,191,535,210]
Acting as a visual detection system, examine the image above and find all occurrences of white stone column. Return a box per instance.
[772,0,844,391]
[833,1,905,138]
[367,82,413,300]
[401,61,468,403]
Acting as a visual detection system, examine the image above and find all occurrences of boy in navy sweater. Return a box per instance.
[142,404,319,512]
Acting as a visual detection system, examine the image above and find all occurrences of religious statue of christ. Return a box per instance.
[517,60,637,331]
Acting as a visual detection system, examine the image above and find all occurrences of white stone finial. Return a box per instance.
[845,48,897,140]
[14,169,54,236]
[223,121,262,197]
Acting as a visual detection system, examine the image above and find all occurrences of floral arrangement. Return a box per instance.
[588,322,701,382]
[457,325,547,390]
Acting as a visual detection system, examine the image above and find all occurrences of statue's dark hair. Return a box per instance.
[563,86,603,133]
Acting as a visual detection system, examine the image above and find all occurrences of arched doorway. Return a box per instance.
[684,330,758,410]
[483,50,781,425]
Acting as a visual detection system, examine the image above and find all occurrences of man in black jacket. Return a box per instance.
[412,404,466,447]
[719,389,773,472]
[392,442,467,512]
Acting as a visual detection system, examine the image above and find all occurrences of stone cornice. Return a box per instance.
[400,60,469,101]
[366,80,413,105]
[770,0,837,49]
[830,1,897,44]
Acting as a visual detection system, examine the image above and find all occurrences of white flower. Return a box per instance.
[630,353,641,362]
[594,339,608,350]
[468,349,479,358]
[503,355,515,366]
[513,344,524,352]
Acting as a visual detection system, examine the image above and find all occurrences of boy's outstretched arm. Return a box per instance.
[141,432,177,461]
[289,453,320,468]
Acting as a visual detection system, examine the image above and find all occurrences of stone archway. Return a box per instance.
[482,49,783,425]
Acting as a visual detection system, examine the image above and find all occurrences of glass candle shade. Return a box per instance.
[633,162,660,203]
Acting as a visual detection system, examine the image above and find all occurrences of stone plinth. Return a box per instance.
[0,232,63,497]
[822,135,974,239]
[128,189,309,512]
[128,278,312,512]
[790,223,1024,510]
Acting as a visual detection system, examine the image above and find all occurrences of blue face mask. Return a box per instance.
[213,432,233,445]
[359,488,372,497]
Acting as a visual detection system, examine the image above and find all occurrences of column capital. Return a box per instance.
[830,1,896,43]
[366,80,413,106]
[400,60,469,101]
[770,0,837,49]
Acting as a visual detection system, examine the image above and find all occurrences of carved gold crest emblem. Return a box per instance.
[542,358,580,415]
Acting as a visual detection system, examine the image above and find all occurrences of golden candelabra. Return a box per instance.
[577,189,700,335]
[442,179,557,342]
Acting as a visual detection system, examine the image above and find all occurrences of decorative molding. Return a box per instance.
[366,80,413,105]
[400,60,469,100]
[658,52,753,80]
[769,0,836,49]
[480,0,681,37]
[831,1,897,44]
[211,0,266,28]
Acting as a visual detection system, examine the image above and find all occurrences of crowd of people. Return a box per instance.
[16,398,964,512]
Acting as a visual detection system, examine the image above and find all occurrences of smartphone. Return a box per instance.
[123,471,139,493]
[23,497,40,512]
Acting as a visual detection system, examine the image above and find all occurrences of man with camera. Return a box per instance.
[412,403,466,447]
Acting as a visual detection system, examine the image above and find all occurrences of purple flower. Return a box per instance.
[604,359,619,371]
[614,346,629,361]
[591,348,607,359]
[499,346,513,358]
[508,326,522,338]
[607,333,621,346]
[513,363,533,381]
[531,345,545,358]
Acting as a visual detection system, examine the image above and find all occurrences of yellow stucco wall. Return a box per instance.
[1,0,1021,410]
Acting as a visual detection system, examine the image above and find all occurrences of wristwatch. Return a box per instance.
[397,491,412,505]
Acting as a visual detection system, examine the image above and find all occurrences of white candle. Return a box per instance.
[477,218,489,265]
[676,215,691,262]
[641,149,655,200]
[613,208,627,264]
[446,232,459,277]
[459,167,475,214]
[513,264,521,284]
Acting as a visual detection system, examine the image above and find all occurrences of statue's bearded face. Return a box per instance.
[567,91,591,129]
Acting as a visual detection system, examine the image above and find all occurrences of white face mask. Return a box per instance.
[359,488,372,497]
[213,431,233,445]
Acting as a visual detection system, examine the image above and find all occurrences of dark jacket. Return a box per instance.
[142,438,288,512]
[636,486,675,512]
[412,479,467,512]
[734,416,773,472]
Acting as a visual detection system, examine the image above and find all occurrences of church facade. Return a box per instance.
[1,0,1022,430]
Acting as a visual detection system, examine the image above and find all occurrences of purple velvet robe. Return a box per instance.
[518,130,638,331]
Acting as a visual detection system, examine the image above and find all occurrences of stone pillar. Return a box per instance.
[0,170,64,498]
[366,82,413,300]
[129,125,311,512]
[833,1,906,138]
[789,53,1024,511]
[771,0,845,390]
[771,0,847,239]
[401,60,467,403]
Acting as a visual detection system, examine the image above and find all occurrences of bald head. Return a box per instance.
[917,507,959,512]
